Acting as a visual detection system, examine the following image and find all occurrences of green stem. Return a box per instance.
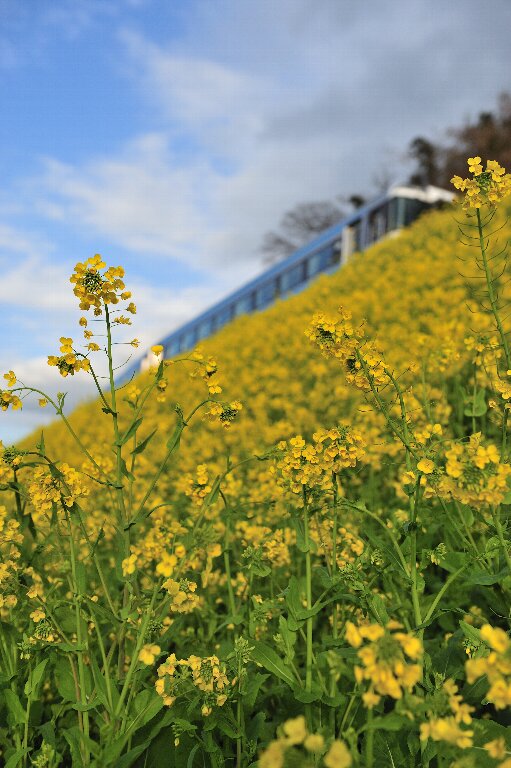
[365,706,374,768]
[423,563,469,626]
[492,508,511,573]
[409,480,422,630]
[302,490,313,709]
[105,305,129,539]
[66,508,90,765]
[476,208,511,369]
[22,662,32,768]
[114,584,160,726]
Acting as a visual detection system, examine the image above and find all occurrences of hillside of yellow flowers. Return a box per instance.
[2,159,511,767]
[28,202,490,471]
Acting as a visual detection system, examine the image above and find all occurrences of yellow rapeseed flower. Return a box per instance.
[138,644,161,665]
[324,740,352,768]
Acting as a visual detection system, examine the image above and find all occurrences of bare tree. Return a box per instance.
[262,200,344,264]
[407,137,438,186]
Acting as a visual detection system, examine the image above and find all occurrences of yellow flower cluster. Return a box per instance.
[258,715,352,768]
[139,643,161,665]
[3,370,16,387]
[273,427,365,497]
[178,464,212,506]
[204,400,243,428]
[48,337,90,378]
[345,620,422,706]
[451,157,511,209]
[420,717,473,750]
[306,308,388,391]
[162,578,200,614]
[122,514,187,578]
[28,463,90,522]
[190,352,223,395]
[312,426,365,472]
[236,521,294,568]
[0,390,22,411]
[0,505,23,611]
[155,653,231,715]
[420,677,475,750]
[311,520,364,568]
[273,435,327,495]
[466,624,511,709]
[440,433,511,507]
[70,254,131,314]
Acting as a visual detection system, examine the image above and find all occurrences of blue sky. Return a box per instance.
[1,0,510,442]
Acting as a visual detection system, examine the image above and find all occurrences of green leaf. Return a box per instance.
[366,593,389,625]
[321,692,346,707]
[4,690,26,724]
[187,744,201,768]
[54,658,80,702]
[213,708,242,739]
[295,602,325,620]
[75,561,86,595]
[131,428,157,456]
[284,576,305,630]
[119,418,143,446]
[364,713,412,732]
[292,686,322,703]
[250,639,295,688]
[36,431,46,454]
[459,620,483,646]
[89,653,117,713]
[463,388,487,417]
[115,741,152,768]
[242,673,269,708]
[278,616,297,661]
[128,689,164,732]
[5,748,29,768]
[292,516,308,553]
[24,658,48,698]
[250,562,272,577]
[166,421,184,452]
[437,551,468,573]
[38,722,56,748]
[465,568,509,586]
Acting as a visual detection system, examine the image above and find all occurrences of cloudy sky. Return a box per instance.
[1,0,510,442]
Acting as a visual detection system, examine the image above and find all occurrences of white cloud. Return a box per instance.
[36,139,215,266]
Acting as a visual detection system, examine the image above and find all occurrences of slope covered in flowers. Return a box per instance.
[33,203,481,473]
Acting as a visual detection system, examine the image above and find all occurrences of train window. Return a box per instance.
[387,199,398,231]
[281,262,306,292]
[307,251,323,276]
[182,330,197,350]
[255,281,276,308]
[216,305,233,327]
[368,205,388,243]
[198,318,213,338]
[402,198,428,226]
[354,222,363,251]
[166,339,180,357]
[326,245,340,268]
[234,293,255,316]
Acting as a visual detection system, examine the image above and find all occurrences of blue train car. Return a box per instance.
[120,184,454,381]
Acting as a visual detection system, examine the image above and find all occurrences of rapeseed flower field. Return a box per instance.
[1,159,511,766]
